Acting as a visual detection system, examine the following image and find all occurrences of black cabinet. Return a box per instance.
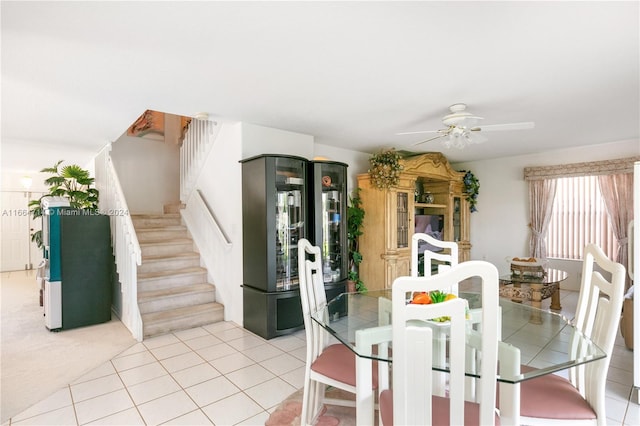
[241,154,308,339]
[43,207,113,331]
[60,212,113,329]
[308,161,348,314]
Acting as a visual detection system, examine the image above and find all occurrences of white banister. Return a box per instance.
[95,145,144,342]
[180,117,220,203]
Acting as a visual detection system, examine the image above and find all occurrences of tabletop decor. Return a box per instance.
[410,290,468,323]
[507,256,547,277]
[460,169,480,212]
[368,148,404,189]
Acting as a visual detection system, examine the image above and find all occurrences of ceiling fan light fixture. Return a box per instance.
[400,103,534,149]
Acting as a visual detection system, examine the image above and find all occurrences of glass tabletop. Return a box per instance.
[311,289,605,384]
[499,268,568,284]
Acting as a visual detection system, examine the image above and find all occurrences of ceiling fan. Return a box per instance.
[397,103,535,149]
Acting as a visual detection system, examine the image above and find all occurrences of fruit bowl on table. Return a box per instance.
[506,256,548,277]
[408,291,469,323]
[506,256,546,267]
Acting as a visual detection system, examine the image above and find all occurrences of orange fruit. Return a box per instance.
[411,292,432,304]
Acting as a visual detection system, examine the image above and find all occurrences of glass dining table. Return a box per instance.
[311,289,606,426]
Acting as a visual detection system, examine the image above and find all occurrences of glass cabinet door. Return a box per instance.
[275,157,306,290]
[453,196,461,242]
[310,161,348,285]
[397,191,409,248]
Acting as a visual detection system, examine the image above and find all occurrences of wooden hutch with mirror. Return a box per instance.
[357,152,470,291]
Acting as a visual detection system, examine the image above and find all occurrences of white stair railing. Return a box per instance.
[180,116,220,203]
[95,145,143,341]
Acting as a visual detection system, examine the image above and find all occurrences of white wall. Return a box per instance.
[1,139,99,186]
[193,122,316,325]
[241,122,314,160]
[186,122,244,324]
[453,138,639,291]
[110,135,180,214]
[313,143,370,195]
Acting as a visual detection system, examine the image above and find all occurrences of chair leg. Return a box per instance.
[301,379,312,426]
[304,380,324,425]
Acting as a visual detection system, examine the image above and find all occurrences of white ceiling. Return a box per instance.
[2,1,639,172]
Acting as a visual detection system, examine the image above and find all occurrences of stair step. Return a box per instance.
[164,203,185,214]
[140,238,193,257]
[131,213,224,339]
[138,267,207,292]
[142,303,224,338]
[137,226,189,242]
[132,214,182,228]
[138,283,216,314]
[138,252,201,274]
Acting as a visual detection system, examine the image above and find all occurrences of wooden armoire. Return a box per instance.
[357,152,471,291]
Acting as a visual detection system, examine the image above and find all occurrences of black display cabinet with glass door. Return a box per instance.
[240,154,307,339]
[308,160,348,316]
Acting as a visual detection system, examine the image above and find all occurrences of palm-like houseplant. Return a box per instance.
[347,188,366,292]
[29,160,100,248]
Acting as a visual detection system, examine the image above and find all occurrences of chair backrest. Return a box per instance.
[298,238,330,364]
[391,260,500,425]
[571,243,625,415]
[411,232,459,292]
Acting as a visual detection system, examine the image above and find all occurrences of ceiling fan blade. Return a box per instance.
[472,122,535,132]
[468,132,488,144]
[412,134,446,146]
[396,129,442,136]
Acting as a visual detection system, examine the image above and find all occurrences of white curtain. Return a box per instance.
[524,156,639,262]
[598,173,633,290]
[528,179,557,259]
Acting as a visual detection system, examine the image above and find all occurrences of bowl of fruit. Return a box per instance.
[409,290,467,324]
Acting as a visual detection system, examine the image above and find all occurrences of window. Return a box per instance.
[546,175,618,260]
[525,156,637,264]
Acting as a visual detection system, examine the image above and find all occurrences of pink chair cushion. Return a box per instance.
[518,371,597,420]
[310,343,379,388]
[378,390,500,426]
[379,389,393,426]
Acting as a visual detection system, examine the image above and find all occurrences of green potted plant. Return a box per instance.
[460,170,480,212]
[29,160,100,248]
[347,188,366,292]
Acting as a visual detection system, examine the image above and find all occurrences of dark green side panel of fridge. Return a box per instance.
[60,212,113,329]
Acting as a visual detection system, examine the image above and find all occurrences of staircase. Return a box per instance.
[133,213,224,338]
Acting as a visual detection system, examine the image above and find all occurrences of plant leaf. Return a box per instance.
[61,165,90,181]
[40,160,64,174]
[44,176,65,186]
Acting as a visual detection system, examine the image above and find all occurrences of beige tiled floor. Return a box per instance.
[5,322,307,425]
[3,289,639,425]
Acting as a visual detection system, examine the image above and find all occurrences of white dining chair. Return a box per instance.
[380,260,501,425]
[412,232,468,396]
[515,243,625,426]
[297,238,388,426]
[411,232,459,280]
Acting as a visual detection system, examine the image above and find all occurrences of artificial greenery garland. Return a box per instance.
[368,148,404,189]
[460,170,480,212]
